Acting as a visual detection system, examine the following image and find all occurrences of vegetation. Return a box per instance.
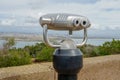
[98,39,120,55]
[79,44,100,57]
[0,38,120,68]
[80,39,120,57]
[23,43,46,58]
[0,50,31,67]
[36,46,54,62]
[0,38,31,68]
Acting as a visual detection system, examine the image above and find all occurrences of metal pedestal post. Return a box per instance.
[53,49,83,80]
[39,13,91,80]
[58,74,77,80]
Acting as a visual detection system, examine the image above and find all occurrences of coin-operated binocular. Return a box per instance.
[39,13,91,80]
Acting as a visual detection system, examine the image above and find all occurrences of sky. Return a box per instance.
[0,0,120,34]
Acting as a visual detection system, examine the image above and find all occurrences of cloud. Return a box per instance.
[96,0,120,10]
[43,0,100,4]
[0,19,16,26]
[0,0,120,31]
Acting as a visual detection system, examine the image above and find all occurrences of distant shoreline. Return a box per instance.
[0,36,119,42]
[0,33,120,41]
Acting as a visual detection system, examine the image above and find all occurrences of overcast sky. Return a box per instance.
[0,0,120,31]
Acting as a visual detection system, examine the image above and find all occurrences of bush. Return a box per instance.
[80,39,120,57]
[79,44,100,57]
[24,43,46,57]
[0,37,119,68]
[36,46,54,62]
[98,39,120,55]
[0,50,31,68]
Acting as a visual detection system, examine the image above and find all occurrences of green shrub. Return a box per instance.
[36,46,54,62]
[98,39,120,55]
[0,37,119,68]
[79,44,100,57]
[24,43,46,57]
[79,39,120,57]
[0,50,31,68]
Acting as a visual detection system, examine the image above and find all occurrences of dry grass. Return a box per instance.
[78,55,120,80]
[0,55,120,80]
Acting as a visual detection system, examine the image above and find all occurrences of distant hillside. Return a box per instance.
[0,33,42,41]
[0,26,120,39]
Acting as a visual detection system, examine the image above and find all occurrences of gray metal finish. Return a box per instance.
[60,39,77,49]
[40,13,91,48]
[43,24,60,48]
[40,13,91,30]
[43,24,87,48]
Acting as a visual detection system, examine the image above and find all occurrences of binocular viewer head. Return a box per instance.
[40,13,91,31]
[39,13,91,48]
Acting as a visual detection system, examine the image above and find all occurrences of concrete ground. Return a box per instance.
[0,54,120,80]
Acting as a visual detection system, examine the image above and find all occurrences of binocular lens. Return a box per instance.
[73,19,80,27]
[81,18,90,28]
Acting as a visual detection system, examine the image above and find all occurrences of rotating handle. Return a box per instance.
[43,25,87,48]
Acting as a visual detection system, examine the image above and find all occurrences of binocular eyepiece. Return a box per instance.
[40,13,91,31]
[39,13,91,48]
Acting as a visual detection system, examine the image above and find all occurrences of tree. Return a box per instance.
[2,37,15,54]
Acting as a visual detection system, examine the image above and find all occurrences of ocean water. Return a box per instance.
[0,39,118,48]
[0,40,40,48]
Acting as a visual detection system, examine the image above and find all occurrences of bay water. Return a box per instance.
[0,39,118,48]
